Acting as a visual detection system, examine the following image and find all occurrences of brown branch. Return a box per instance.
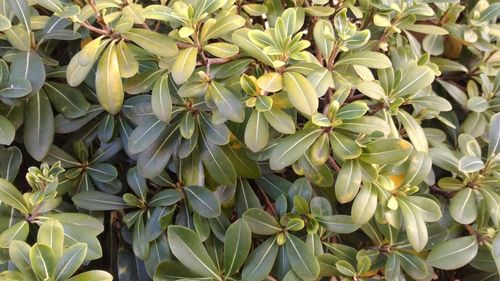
[327,156,341,173]
[79,21,110,36]
[429,185,454,199]
[87,0,108,30]
[258,185,276,216]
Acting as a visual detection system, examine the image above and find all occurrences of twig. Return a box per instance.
[429,185,454,199]
[258,185,276,216]
[327,156,341,173]
[80,21,110,36]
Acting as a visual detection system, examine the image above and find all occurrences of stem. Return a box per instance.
[258,185,276,216]
[328,156,341,173]
[429,185,454,199]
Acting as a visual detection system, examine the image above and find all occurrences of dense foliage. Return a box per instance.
[0,0,499,280]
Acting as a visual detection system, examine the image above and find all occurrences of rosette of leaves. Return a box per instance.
[44,139,122,194]
[0,219,112,281]
[0,162,105,263]
[439,73,500,137]
[432,113,500,226]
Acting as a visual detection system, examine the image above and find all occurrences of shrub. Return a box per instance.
[0,0,499,280]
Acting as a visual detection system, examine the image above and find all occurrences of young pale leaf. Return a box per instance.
[30,243,56,280]
[66,270,113,281]
[124,29,178,57]
[245,110,269,152]
[317,215,359,233]
[172,47,197,85]
[335,51,391,69]
[427,236,478,270]
[224,219,252,276]
[392,64,434,97]
[335,159,362,203]
[38,220,64,259]
[263,107,295,134]
[167,226,221,280]
[284,72,318,116]
[96,42,123,115]
[351,184,377,225]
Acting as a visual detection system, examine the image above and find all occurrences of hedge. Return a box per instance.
[0,0,499,280]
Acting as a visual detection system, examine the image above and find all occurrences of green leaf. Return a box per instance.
[0,178,29,214]
[351,184,377,225]
[233,28,274,67]
[392,64,434,97]
[0,114,15,145]
[285,233,320,280]
[335,51,391,69]
[128,116,168,154]
[335,159,361,203]
[243,208,281,235]
[7,0,30,29]
[397,110,428,152]
[427,236,478,270]
[245,110,269,152]
[72,191,127,211]
[152,74,173,123]
[0,78,32,98]
[242,236,279,281]
[96,42,123,115]
[54,244,87,281]
[405,196,442,222]
[458,155,484,173]
[44,82,90,118]
[30,243,56,280]
[317,215,359,233]
[204,42,239,58]
[0,220,29,248]
[361,138,412,164]
[200,132,236,185]
[329,131,361,160]
[449,188,477,224]
[0,14,12,31]
[149,189,183,207]
[167,226,221,280]
[258,72,283,92]
[24,90,54,161]
[488,112,500,158]
[9,241,36,279]
[269,129,322,170]
[284,71,318,116]
[38,220,64,259]
[133,213,149,259]
[202,15,245,41]
[398,198,428,252]
[209,81,245,122]
[263,107,295,134]
[400,151,432,187]
[224,219,252,276]
[67,271,113,281]
[185,185,221,218]
[313,19,334,60]
[10,50,45,92]
[396,252,428,280]
[124,28,178,57]
[172,47,197,84]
